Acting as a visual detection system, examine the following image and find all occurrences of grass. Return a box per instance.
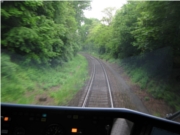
[120,62,180,111]
[153,112,161,117]
[1,53,88,105]
[92,49,180,112]
[123,65,180,111]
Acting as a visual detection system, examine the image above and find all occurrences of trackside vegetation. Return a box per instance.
[82,1,180,111]
[2,53,88,105]
[1,1,90,105]
[2,1,90,66]
[119,47,180,111]
[1,1,180,112]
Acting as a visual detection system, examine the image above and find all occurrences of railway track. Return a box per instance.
[82,56,114,108]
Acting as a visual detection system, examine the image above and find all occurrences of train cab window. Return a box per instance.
[1,1,180,135]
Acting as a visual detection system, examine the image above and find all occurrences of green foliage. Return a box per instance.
[84,1,180,60]
[118,47,179,111]
[1,1,91,105]
[111,2,141,58]
[82,1,180,112]
[2,1,180,111]
[1,1,90,66]
[1,54,88,105]
[1,53,35,102]
[131,1,180,55]
[1,53,19,78]
[84,18,114,55]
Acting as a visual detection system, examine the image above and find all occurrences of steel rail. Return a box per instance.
[82,63,95,107]
[82,55,114,108]
[99,60,114,108]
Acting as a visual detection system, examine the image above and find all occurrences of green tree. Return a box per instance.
[131,1,180,56]
[1,1,90,66]
[107,2,140,58]
[84,8,115,55]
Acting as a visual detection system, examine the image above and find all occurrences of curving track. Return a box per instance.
[82,56,114,108]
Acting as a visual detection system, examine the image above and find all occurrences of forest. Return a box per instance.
[82,1,180,111]
[1,1,90,105]
[2,1,90,66]
[1,1,180,111]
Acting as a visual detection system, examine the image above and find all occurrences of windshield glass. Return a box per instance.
[1,0,180,121]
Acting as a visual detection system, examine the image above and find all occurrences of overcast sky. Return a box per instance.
[84,0,127,20]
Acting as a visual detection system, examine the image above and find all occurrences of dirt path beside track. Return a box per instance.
[102,60,149,113]
[103,60,174,117]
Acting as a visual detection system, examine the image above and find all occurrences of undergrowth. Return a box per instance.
[118,48,180,111]
[1,53,88,105]
[93,47,180,112]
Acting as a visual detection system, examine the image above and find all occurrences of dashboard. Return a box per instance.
[1,103,180,135]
